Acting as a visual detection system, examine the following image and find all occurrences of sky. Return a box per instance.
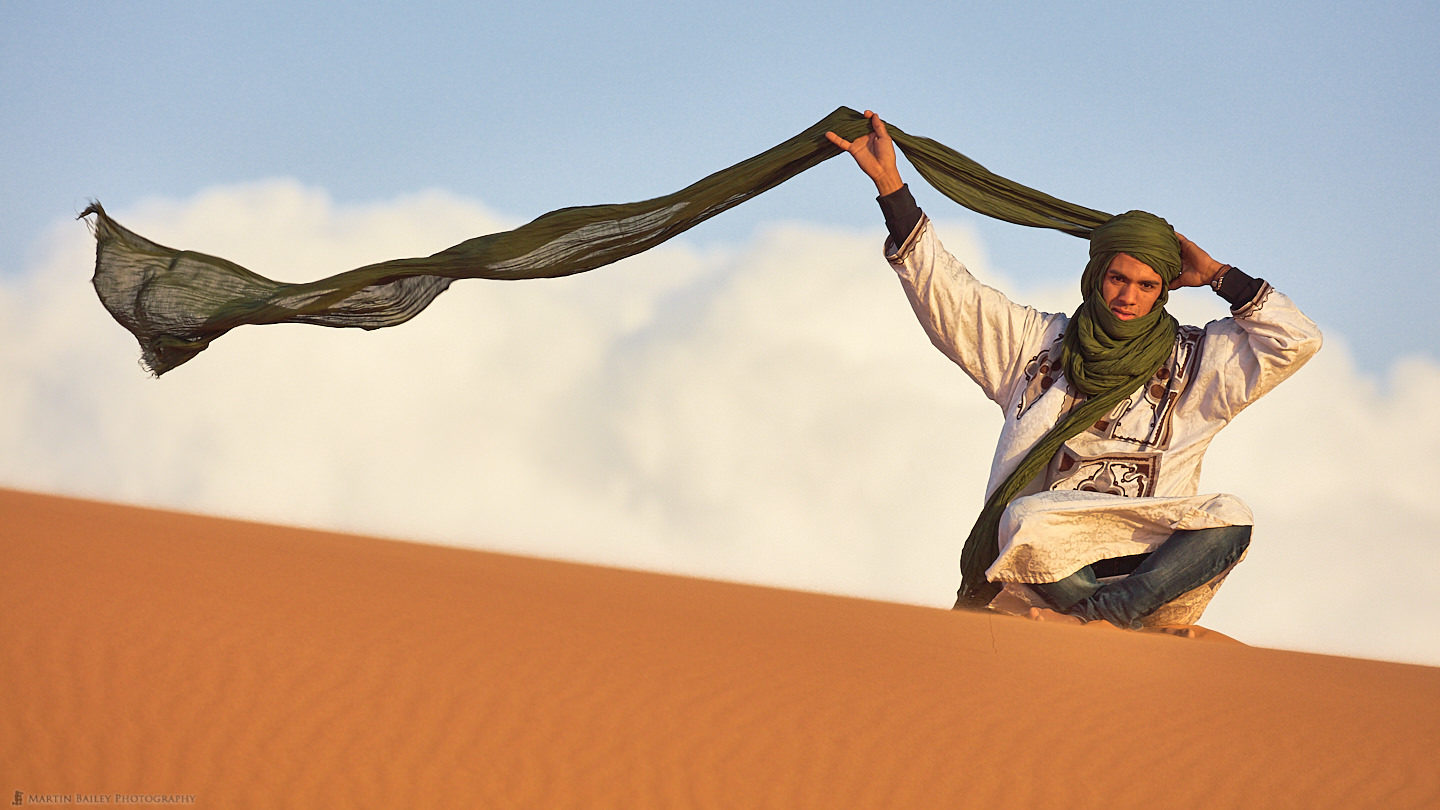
[4,2,1439,666]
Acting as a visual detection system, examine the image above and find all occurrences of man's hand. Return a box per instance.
[825,110,905,196]
[1170,232,1227,290]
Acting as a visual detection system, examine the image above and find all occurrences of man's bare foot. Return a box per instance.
[1025,606,1086,625]
[1144,625,1200,639]
[1023,609,1215,640]
[1025,607,1131,632]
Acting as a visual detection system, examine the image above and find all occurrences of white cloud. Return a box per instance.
[6,183,1438,666]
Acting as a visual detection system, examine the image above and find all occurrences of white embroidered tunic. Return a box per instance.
[887,217,1322,586]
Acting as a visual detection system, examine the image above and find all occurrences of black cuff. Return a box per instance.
[877,184,923,248]
[1216,267,1265,309]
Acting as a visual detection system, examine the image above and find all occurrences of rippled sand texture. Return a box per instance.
[4,488,1439,808]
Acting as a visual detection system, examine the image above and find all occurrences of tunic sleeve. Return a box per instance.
[1192,283,1324,419]
[886,218,1054,407]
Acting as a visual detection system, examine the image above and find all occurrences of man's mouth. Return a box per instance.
[1111,306,1135,320]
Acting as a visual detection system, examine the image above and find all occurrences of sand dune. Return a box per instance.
[3,487,1438,808]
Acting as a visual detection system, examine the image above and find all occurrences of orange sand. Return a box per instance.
[4,487,1438,808]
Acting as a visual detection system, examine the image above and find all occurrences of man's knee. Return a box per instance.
[1217,524,1252,563]
[1172,523,1251,564]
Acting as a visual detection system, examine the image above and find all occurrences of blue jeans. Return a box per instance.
[1030,525,1252,629]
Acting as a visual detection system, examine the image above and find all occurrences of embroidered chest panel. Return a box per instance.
[1089,325,1205,450]
[1015,325,1205,497]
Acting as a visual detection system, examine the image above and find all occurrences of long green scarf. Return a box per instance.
[83,108,1110,376]
[83,106,1180,608]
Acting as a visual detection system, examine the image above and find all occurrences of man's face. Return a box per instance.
[1102,253,1164,321]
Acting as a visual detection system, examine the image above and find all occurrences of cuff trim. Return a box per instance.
[885,215,929,264]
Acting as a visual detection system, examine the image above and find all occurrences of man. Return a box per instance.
[826,112,1322,628]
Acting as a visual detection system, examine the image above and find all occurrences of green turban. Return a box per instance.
[1084,209,1182,289]
[1061,210,1181,397]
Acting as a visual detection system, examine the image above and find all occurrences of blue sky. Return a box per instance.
[4,2,1440,664]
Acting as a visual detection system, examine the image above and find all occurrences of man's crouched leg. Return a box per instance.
[1030,525,1252,629]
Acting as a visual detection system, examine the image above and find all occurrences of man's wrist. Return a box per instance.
[1209,264,1233,293]
[877,184,922,248]
[1212,265,1265,309]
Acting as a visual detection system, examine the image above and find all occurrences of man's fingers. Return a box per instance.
[870,114,891,141]
[824,130,852,151]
